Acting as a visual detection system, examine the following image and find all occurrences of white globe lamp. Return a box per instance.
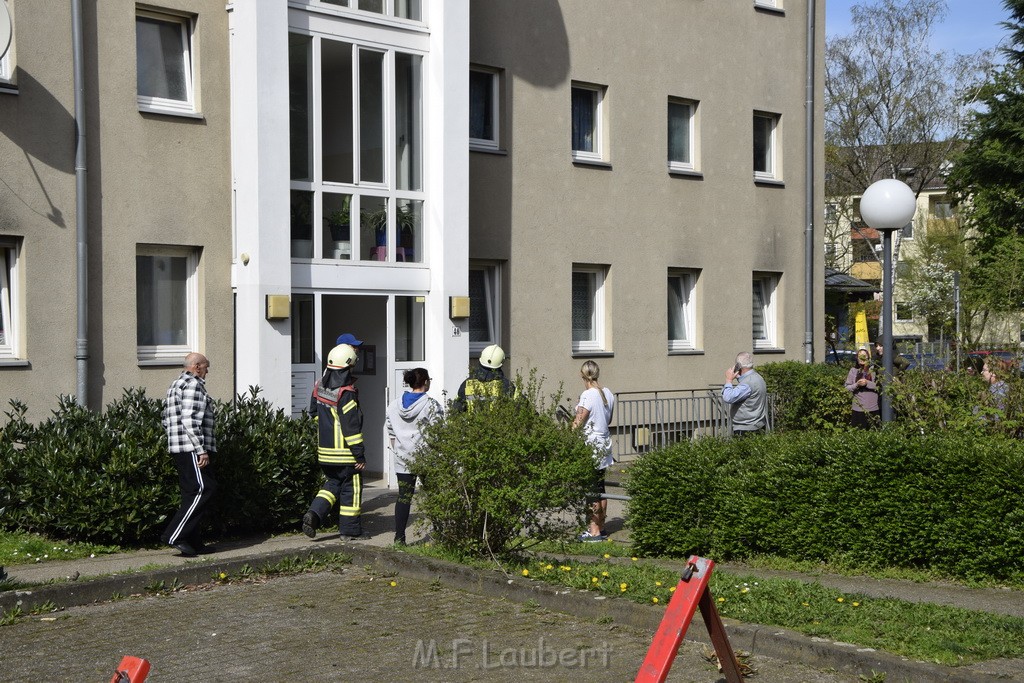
[859,178,915,423]
[860,179,916,230]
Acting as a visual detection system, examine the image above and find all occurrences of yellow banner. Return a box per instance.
[854,310,869,346]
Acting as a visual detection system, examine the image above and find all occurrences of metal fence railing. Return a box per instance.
[610,388,778,462]
[611,388,728,462]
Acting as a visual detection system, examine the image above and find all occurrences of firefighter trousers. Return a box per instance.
[308,463,362,536]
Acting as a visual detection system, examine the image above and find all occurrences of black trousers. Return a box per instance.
[309,463,362,536]
[162,451,217,546]
[394,473,422,542]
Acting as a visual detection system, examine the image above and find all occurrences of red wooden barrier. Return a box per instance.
[635,555,742,683]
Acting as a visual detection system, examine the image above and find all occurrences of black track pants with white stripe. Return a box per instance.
[162,451,218,546]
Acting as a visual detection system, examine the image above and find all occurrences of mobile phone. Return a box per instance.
[733,363,742,374]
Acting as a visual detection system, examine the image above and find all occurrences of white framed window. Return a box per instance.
[290,30,427,264]
[136,246,200,363]
[0,0,13,85]
[572,264,607,352]
[315,0,423,22]
[752,273,779,350]
[753,112,779,181]
[469,262,501,353]
[0,238,22,359]
[754,0,780,8]
[668,269,698,351]
[895,302,914,322]
[136,10,195,115]
[667,98,697,172]
[470,67,500,151]
[571,82,606,163]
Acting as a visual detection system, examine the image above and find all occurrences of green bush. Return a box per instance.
[410,373,596,559]
[626,429,1024,581]
[887,368,1024,437]
[759,361,850,432]
[0,388,318,547]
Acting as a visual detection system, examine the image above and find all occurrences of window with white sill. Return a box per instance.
[470,67,500,151]
[752,273,779,349]
[668,98,697,172]
[0,237,22,359]
[753,112,780,181]
[469,262,501,353]
[572,265,607,352]
[668,270,698,351]
[0,0,13,85]
[136,10,196,115]
[571,83,606,162]
[136,246,200,362]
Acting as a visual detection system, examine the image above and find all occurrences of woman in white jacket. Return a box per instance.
[385,367,441,545]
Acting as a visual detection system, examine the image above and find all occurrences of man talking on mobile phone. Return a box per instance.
[722,352,768,437]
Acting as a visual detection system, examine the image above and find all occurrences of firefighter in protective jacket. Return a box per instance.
[302,343,366,539]
[453,344,516,412]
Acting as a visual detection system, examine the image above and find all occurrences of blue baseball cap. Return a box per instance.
[335,332,364,346]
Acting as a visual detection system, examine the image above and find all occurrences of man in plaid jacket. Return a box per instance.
[160,352,218,557]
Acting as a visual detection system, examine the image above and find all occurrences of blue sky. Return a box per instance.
[825,0,1011,55]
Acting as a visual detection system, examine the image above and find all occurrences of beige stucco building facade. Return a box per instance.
[0,0,234,421]
[1,1,824,472]
[470,0,825,393]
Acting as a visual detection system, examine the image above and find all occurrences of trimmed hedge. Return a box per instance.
[0,388,319,547]
[626,429,1024,581]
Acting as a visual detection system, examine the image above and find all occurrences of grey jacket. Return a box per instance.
[385,392,442,475]
[724,370,767,431]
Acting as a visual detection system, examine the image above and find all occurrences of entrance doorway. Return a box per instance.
[291,292,428,486]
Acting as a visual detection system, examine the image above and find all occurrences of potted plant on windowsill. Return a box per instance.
[325,196,352,259]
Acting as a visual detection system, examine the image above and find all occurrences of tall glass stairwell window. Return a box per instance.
[289,28,424,263]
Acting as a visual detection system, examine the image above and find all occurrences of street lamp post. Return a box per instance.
[860,179,917,423]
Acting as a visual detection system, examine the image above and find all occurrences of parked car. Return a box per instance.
[825,349,859,366]
[900,353,947,371]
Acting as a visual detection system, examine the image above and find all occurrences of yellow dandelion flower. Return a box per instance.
[836,597,844,603]
[591,577,599,583]
[717,597,726,603]
[218,572,227,580]
[852,602,860,607]
[655,581,662,586]
[561,566,572,572]
[603,553,611,559]
[389,581,397,587]
[669,586,676,592]
[522,569,530,577]
[619,582,628,590]
[545,564,553,570]
[601,571,609,577]
[620,587,627,592]
[631,557,638,562]
[652,597,659,604]
[802,602,809,607]
[741,587,749,593]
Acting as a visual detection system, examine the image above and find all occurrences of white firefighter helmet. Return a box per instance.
[479,344,505,369]
[327,343,358,369]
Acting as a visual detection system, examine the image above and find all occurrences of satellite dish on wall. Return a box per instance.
[0,2,11,62]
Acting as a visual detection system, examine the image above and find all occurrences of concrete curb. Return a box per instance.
[0,543,1012,682]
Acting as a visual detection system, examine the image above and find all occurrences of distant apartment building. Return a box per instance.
[0,0,824,479]
[827,167,1023,347]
